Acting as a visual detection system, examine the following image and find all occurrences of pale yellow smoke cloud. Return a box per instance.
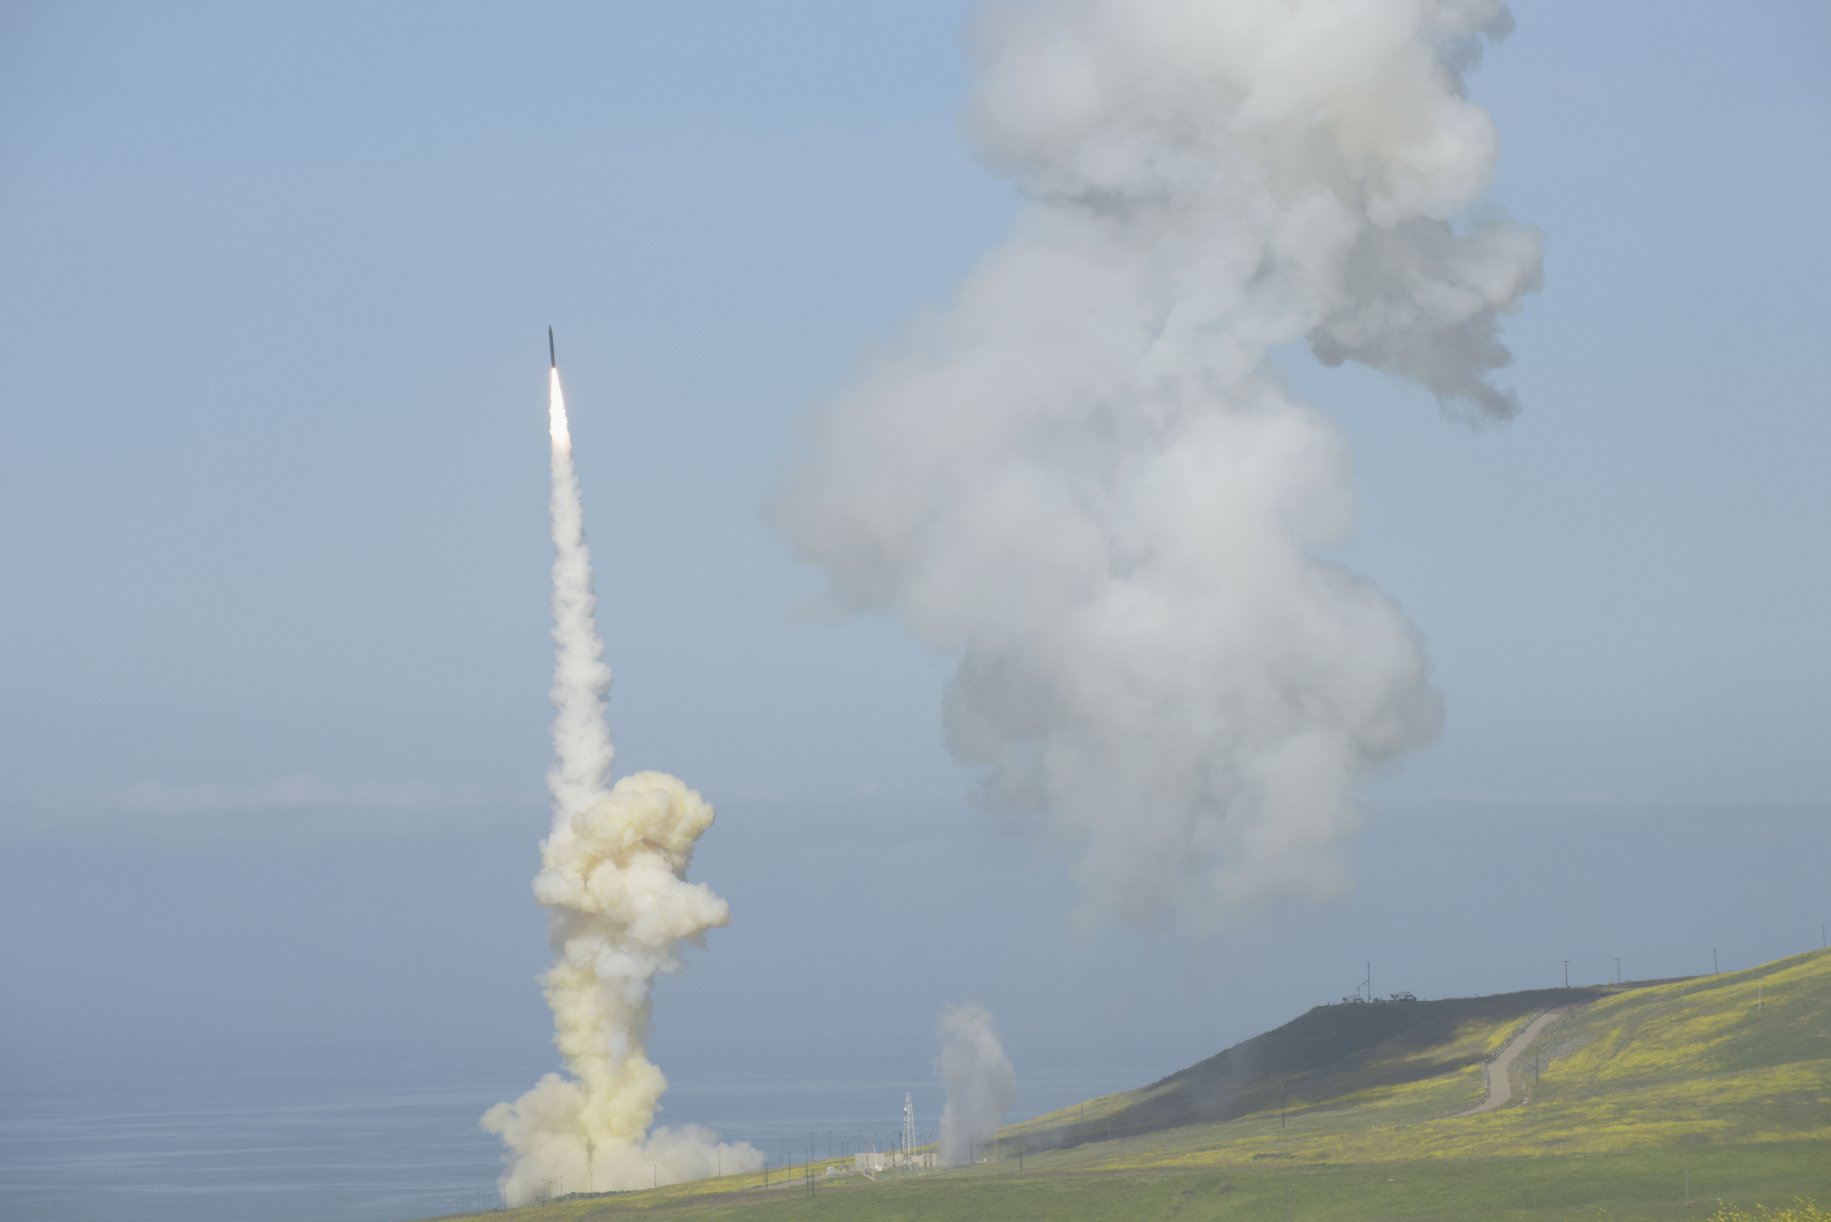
[482,362,760,1206]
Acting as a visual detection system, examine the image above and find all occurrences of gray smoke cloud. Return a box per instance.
[938,1004,1017,1167]
[778,0,1540,930]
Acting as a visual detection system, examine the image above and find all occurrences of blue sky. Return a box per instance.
[1,1,1827,1101]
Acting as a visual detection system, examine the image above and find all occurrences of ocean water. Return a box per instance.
[0,1048,1147,1222]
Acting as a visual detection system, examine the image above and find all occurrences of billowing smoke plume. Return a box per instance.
[778,0,1540,929]
[938,1005,1017,1167]
[482,367,762,1206]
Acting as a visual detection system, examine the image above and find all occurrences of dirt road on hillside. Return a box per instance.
[1457,1005,1577,1116]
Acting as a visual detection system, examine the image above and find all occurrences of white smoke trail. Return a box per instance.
[938,1004,1016,1167]
[482,365,762,1206]
[778,0,1541,930]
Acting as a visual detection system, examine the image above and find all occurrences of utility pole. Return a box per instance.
[1614,956,1622,984]
[1713,948,1720,974]
[1561,959,1570,988]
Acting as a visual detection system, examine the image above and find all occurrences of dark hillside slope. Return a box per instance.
[1028,985,1608,1150]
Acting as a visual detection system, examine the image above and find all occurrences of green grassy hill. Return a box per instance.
[1013,984,1604,1150]
[435,949,1831,1221]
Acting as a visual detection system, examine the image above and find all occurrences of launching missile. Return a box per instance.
[548,326,556,368]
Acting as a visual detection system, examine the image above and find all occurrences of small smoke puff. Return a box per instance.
[938,1005,1017,1167]
[779,0,1536,930]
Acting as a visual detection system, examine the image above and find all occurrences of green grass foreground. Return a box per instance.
[440,950,1831,1220]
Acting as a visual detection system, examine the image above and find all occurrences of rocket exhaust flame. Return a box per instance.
[482,340,761,1206]
[547,367,571,453]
